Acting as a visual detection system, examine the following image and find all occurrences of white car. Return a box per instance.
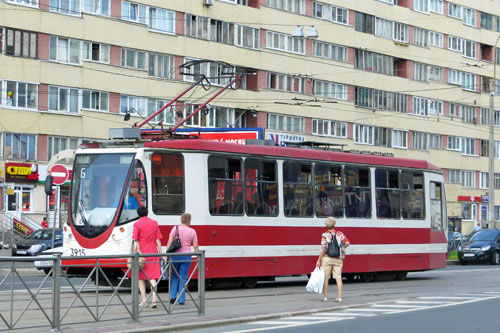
[34,247,63,274]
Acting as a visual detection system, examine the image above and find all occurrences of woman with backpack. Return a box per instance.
[316,217,350,303]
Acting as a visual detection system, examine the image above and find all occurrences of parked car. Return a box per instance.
[11,229,63,256]
[34,247,63,274]
[458,229,500,265]
[448,231,466,251]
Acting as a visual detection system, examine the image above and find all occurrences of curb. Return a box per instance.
[115,300,396,333]
[446,260,460,266]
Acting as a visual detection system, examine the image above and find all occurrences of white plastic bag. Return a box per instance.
[306,267,325,294]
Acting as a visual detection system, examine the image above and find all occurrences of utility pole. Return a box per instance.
[489,35,500,229]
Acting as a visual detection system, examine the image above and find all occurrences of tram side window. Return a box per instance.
[245,159,278,216]
[375,169,401,219]
[208,156,243,215]
[152,153,184,215]
[119,160,147,223]
[430,182,444,230]
[283,162,313,217]
[344,167,371,218]
[401,171,425,219]
[314,164,343,217]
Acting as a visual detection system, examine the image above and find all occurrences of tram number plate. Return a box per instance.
[70,248,86,256]
[463,253,475,257]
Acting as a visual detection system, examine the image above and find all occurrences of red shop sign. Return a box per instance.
[5,163,39,183]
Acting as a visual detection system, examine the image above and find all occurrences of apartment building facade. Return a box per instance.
[1,0,500,232]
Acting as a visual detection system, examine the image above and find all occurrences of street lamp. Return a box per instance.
[488,35,500,228]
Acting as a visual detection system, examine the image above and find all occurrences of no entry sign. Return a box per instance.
[51,164,69,185]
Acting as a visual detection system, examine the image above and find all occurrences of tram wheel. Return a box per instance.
[395,271,408,281]
[360,273,374,282]
[242,277,258,288]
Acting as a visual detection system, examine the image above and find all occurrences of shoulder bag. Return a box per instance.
[127,241,146,269]
[166,226,182,253]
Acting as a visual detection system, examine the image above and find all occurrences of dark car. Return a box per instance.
[448,231,466,251]
[458,229,500,265]
[11,229,63,256]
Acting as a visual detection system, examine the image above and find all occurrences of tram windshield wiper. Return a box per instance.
[78,200,89,227]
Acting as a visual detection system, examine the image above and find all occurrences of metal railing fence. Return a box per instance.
[0,251,205,331]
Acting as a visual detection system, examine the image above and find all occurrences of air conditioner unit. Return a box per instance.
[204,0,214,6]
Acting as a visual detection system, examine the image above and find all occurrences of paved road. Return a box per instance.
[198,293,500,333]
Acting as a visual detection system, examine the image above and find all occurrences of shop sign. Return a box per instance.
[5,163,39,183]
[12,217,33,237]
[266,131,306,147]
[457,195,482,202]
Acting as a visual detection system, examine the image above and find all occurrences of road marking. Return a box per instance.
[313,312,376,317]
[418,296,480,300]
[344,308,396,312]
[395,301,453,305]
[371,304,423,308]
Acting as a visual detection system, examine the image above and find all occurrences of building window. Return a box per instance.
[354,87,373,108]
[414,0,429,14]
[267,73,304,93]
[461,170,475,188]
[481,12,493,31]
[83,0,110,16]
[266,31,304,54]
[120,95,147,116]
[48,136,79,160]
[82,90,108,111]
[49,36,81,64]
[3,133,36,160]
[2,28,37,58]
[480,108,490,125]
[392,130,408,149]
[462,7,476,27]
[149,7,175,33]
[121,1,147,24]
[355,50,394,75]
[448,169,461,183]
[330,5,348,24]
[413,132,428,151]
[462,40,476,59]
[429,99,443,114]
[354,124,374,145]
[50,0,81,15]
[429,31,443,47]
[48,86,79,113]
[480,172,489,189]
[393,23,409,43]
[183,59,235,86]
[461,105,476,123]
[312,119,347,137]
[448,36,462,52]
[313,41,347,62]
[414,28,428,47]
[448,3,462,19]
[461,72,476,91]
[429,66,443,81]
[429,0,442,14]
[148,53,174,79]
[268,0,305,15]
[375,17,393,40]
[6,0,38,6]
[461,138,476,156]
[121,48,146,70]
[449,103,461,117]
[414,62,428,82]
[413,96,429,116]
[147,99,175,125]
[429,134,441,148]
[4,80,37,109]
[82,42,109,63]
[236,25,259,50]
[374,127,392,147]
[355,13,374,34]
[313,80,347,100]
[448,70,462,85]
[447,136,461,151]
[267,114,304,133]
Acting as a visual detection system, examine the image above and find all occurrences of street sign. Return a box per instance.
[51,164,69,185]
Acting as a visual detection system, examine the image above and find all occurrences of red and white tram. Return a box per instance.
[63,139,447,284]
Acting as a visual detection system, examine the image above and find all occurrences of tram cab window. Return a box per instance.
[208,156,243,215]
[401,171,425,219]
[119,160,147,224]
[344,167,371,218]
[245,159,278,216]
[375,169,401,219]
[152,153,184,215]
[314,164,343,217]
[283,162,313,217]
[430,182,444,230]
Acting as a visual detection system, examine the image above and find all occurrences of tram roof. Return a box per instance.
[144,139,441,172]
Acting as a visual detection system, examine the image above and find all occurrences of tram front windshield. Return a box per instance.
[70,153,135,238]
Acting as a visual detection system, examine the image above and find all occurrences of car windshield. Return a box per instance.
[70,153,135,238]
[28,230,52,240]
[469,230,499,241]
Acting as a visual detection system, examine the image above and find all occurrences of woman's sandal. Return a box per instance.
[150,302,157,309]
[139,300,147,307]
